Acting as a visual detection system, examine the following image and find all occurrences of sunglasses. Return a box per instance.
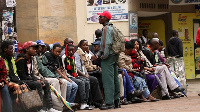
[99,16,105,18]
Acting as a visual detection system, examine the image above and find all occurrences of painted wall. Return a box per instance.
[16,0,38,43]
[38,0,77,45]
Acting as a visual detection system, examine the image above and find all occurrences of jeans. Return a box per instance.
[122,69,134,99]
[133,76,150,98]
[66,80,78,103]
[70,77,90,103]
[1,85,13,112]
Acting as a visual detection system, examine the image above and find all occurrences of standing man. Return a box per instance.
[167,30,183,57]
[98,11,120,109]
[139,29,148,46]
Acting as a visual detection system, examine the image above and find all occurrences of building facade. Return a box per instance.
[13,0,200,79]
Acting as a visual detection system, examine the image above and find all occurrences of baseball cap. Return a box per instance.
[22,41,37,49]
[36,40,45,46]
[91,41,101,45]
[97,11,112,20]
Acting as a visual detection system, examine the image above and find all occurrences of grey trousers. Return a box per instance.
[45,78,67,111]
[155,65,178,96]
[118,74,124,97]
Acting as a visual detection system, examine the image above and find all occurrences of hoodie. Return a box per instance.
[15,53,38,81]
[167,37,183,57]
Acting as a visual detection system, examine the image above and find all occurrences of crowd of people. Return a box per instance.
[0,11,186,112]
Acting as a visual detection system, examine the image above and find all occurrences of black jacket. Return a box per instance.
[15,53,38,81]
[167,37,183,57]
[142,47,156,65]
[43,52,63,74]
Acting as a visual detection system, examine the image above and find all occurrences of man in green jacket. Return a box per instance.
[98,11,120,109]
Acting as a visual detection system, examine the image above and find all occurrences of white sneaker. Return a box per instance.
[38,109,47,112]
[80,103,87,110]
[47,108,62,112]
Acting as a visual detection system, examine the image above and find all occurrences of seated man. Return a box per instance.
[0,56,13,112]
[0,40,29,111]
[143,38,185,100]
[63,43,107,109]
[91,40,102,67]
[33,40,68,111]
[15,41,60,112]
[42,44,78,104]
[61,44,92,110]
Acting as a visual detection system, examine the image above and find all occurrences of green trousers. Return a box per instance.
[101,54,120,104]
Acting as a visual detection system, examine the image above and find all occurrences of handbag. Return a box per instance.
[18,85,43,111]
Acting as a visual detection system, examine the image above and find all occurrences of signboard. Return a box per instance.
[86,0,128,23]
[172,13,198,79]
[6,0,16,7]
[169,0,200,5]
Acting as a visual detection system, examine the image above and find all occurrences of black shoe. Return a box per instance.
[172,87,185,93]
[198,93,200,96]
[162,95,171,100]
[92,102,102,108]
[114,99,121,108]
[131,97,143,103]
[173,94,181,98]
[120,99,129,105]
[99,104,114,110]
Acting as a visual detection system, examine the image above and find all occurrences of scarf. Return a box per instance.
[65,44,77,77]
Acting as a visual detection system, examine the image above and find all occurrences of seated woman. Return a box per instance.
[76,40,103,89]
[130,39,160,92]
[131,39,184,100]
[118,41,159,102]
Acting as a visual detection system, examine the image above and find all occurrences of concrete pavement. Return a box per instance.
[78,79,200,112]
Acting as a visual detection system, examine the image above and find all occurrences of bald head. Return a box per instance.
[153,33,158,38]
[149,38,160,51]
[64,38,74,46]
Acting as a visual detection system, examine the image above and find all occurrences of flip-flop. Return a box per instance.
[150,99,160,102]
[143,100,150,102]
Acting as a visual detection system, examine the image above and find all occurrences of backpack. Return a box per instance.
[109,23,125,54]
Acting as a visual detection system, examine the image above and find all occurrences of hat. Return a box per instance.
[22,41,37,49]
[36,40,45,46]
[97,11,112,20]
[53,42,60,45]
[91,41,101,45]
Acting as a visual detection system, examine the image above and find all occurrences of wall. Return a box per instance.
[16,0,38,43]
[38,0,77,45]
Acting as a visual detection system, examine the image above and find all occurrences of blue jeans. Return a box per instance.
[1,85,13,112]
[133,76,150,98]
[122,69,134,99]
[66,80,78,103]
